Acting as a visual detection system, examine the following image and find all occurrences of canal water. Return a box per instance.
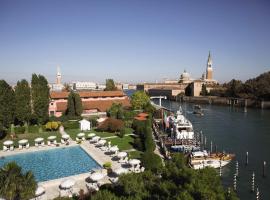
[157,99,270,200]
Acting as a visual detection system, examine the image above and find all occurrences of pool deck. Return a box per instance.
[1,140,122,200]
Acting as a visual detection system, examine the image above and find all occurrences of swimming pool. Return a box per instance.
[0,146,101,182]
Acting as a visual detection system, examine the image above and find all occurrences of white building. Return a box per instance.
[79,119,91,131]
[73,82,97,90]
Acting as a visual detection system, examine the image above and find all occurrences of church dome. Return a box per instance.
[180,70,190,80]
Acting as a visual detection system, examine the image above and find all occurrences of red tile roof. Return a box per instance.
[134,116,147,121]
[137,113,149,117]
[56,98,130,112]
[50,91,126,99]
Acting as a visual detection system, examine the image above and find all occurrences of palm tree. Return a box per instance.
[0,162,37,200]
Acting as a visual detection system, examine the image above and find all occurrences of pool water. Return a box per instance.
[0,146,101,182]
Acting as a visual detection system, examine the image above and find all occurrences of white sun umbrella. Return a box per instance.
[129,159,141,166]
[92,136,100,141]
[89,172,105,182]
[3,140,13,146]
[110,146,119,153]
[88,133,96,138]
[48,135,56,140]
[62,134,70,140]
[34,137,44,143]
[77,133,85,137]
[60,179,75,189]
[114,167,129,175]
[35,186,45,196]
[18,139,28,144]
[97,139,106,146]
[117,152,127,159]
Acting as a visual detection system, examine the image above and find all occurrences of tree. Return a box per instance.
[185,83,192,96]
[98,118,124,132]
[104,79,117,91]
[66,92,82,117]
[0,80,15,129]
[14,79,31,125]
[131,91,150,110]
[31,74,50,124]
[107,103,124,119]
[0,162,37,200]
[200,84,208,96]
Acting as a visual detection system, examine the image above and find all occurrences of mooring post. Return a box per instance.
[256,187,260,200]
[204,136,207,149]
[210,141,212,154]
[219,160,222,177]
[233,173,237,191]
[263,161,266,178]
[251,172,255,193]
[235,161,239,177]
[245,151,249,166]
[215,144,218,153]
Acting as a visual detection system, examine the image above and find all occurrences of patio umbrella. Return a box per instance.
[3,140,13,146]
[77,133,85,137]
[129,159,141,166]
[92,136,100,141]
[62,134,70,139]
[110,146,119,153]
[34,138,44,143]
[60,179,75,189]
[18,139,28,145]
[35,186,45,196]
[89,172,105,182]
[87,133,96,138]
[117,152,127,159]
[114,168,129,175]
[48,135,56,140]
[97,139,106,146]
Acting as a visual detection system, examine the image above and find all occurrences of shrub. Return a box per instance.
[28,125,40,133]
[103,162,112,169]
[98,118,124,132]
[14,126,25,134]
[45,121,60,131]
[141,152,163,173]
[62,121,79,129]
[144,127,155,152]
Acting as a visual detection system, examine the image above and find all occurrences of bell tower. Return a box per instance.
[56,66,61,84]
[206,51,213,80]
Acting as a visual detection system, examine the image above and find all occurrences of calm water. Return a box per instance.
[0,146,101,182]
[157,99,270,200]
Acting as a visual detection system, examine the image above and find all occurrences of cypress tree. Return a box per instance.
[31,74,50,124]
[14,79,31,125]
[0,80,15,128]
[66,92,82,116]
[74,93,82,116]
[66,92,75,116]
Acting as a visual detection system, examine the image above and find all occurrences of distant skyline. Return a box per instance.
[0,0,269,85]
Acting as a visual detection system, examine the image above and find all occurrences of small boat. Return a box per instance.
[193,105,204,116]
[189,150,234,169]
[171,145,200,153]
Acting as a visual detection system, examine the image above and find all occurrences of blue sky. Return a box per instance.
[0,0,269,84]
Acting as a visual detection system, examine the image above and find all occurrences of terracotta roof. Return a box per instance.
[134,116,147,121]
[137,113,149,117]
[50,91,125,99]
[55,98,130,112]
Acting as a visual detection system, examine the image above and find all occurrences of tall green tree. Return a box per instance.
[131,91,150,110]
[66,92,82,116]
[0,80,15,129]
[104,79,117,91]
[107,103,124,119]
[31,74,50,124]
[14,79,31,125]
[200,84,208,96]
[0,162,37,200]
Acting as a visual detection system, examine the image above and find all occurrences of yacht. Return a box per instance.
[189,150,234,169]
[172,106,194,140]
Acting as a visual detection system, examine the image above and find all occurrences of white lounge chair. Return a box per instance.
[10,146,14,151]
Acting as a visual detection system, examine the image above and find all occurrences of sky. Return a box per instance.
[0,0,269,85]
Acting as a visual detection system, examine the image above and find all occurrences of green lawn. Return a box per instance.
[128,150,143,159]
[106,135,135,151]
